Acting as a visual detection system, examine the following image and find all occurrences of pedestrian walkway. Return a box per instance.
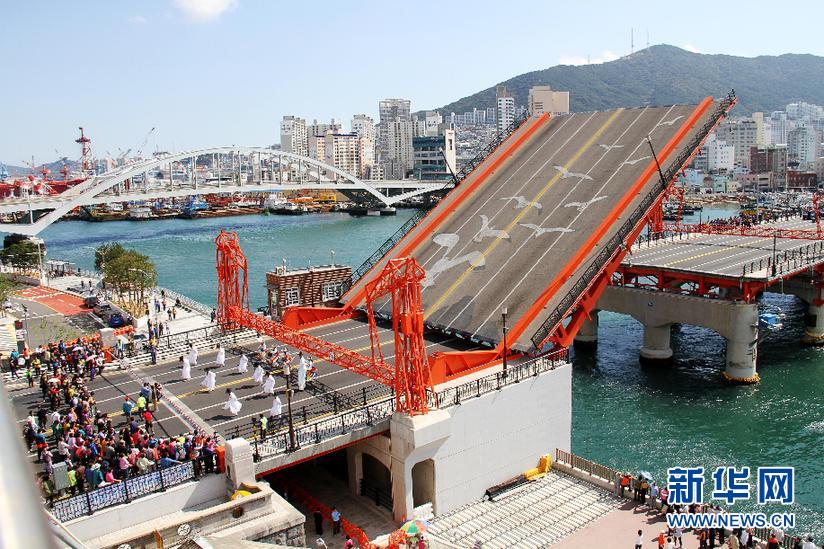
[0,317,17,354]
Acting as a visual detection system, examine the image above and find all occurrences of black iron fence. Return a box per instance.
[426,349,568,409]
[51,458,217,523]
[255,396,396,458]
[227,382,393,442]
[530,91,737,350]
[341,111,532,295]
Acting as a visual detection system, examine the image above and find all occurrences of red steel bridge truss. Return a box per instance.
[214,230,432,415]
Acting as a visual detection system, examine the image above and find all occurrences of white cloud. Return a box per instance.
[683,43,702,53]
[128,15,148,24]
[173,0,238,22]
[558,50,620,66]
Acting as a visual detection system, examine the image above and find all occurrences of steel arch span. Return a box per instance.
[0,146,447,236]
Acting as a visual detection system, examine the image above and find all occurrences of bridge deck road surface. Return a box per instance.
[625,218,822,279]
[343,102,721,351]
[12,318,481,448]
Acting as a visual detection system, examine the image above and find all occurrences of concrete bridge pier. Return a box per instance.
[639,322,673,365]
[783,274,824,345]
[573,311,599,349]
[802,302,824,344]
[596,286,760,383]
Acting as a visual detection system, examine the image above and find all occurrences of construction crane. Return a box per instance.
[75,127,93,175]
[135,127,156,158]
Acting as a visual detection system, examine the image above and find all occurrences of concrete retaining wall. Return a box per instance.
[391,364,572,520]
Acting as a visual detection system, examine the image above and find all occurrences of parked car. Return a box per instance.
[83,295,100,308]
[67,285,86,294]
[93,302,112,317]
[108,313,125,328]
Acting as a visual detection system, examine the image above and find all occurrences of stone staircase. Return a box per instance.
[428,471,623,548]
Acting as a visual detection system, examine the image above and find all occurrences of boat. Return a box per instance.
[272,202,306,215]
[263,193,288,212]
[180,197,210,218]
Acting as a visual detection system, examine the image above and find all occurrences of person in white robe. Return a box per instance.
[223,389,242,415]
[262,373,276,395]
[215,344,226,368]
[201,368,216,392]
[252,363,265,384]
[180,355,191,380]
[269,395,283,418]
[297,358,307,391]
[188,344,198,367]
[237,354,249,373]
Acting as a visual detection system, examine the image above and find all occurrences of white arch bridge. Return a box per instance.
[0,147,449,235]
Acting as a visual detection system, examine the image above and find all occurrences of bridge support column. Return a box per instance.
[639,323,673,365]
[723,302,759,383]
[573,311,599,349]
[803,302,824,345]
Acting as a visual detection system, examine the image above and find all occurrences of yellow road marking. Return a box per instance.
[662,238,771,267]
[425,108,625,317]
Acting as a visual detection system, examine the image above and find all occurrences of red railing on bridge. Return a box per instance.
[662,221,823,241]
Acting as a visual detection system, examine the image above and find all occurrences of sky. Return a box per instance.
[3,0,824,165]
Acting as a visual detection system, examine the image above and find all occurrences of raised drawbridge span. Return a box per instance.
[0,147,446,235]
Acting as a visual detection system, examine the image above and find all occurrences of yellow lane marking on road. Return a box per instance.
[424,108,625,317]
[662,238,771,267]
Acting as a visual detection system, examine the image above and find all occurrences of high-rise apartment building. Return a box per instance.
[351,115,376,142]
[528,85,570,116]
[788,125,821,168]
[704,134,735,172]
[768,111,789,145]
[378,98,414,180]
[496,86,515,133]
[280,116,308,157]
[715,119,758,168]
[324,132,361,178]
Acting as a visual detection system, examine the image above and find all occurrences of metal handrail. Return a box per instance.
[530,92,737,350]
[554,448,620,483]
[426,349,568,409]
[50,458,216,523]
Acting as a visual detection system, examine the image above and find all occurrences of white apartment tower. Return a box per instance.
[496,86,515,133]
[280,116,308,157]
[378,98,414,180]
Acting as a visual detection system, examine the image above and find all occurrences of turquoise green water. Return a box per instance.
[38,206,823,534]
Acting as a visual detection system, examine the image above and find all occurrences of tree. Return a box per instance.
[94,242,126,272]
[0,241,42,272]
[103,249,157,303]
[0,274,15,315]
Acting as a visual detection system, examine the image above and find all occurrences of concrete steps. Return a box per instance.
[428,471,623,548]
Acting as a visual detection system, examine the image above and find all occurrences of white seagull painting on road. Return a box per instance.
[623,155,651,166]
[473,215,510,242]
[657,115,684,127]
[500,195,543,210]
[554,166,593,181]
[564,195,608,212]
[519,223,575,238]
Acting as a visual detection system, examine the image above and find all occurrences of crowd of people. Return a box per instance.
[619,473,819,549]
[16,337,218,506]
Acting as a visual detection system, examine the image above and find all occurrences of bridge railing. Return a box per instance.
[530,91,737,350]
[341,111,532,295]
[245,348,569,459]
[553,448,620,484]
[426,348,568,409]
[51,458,218,523]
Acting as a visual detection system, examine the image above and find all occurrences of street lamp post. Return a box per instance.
[501,307,508,378]
[285,373,297,451]
[22,305,29,351]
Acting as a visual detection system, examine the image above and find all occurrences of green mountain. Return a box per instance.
[435,45,824,116]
